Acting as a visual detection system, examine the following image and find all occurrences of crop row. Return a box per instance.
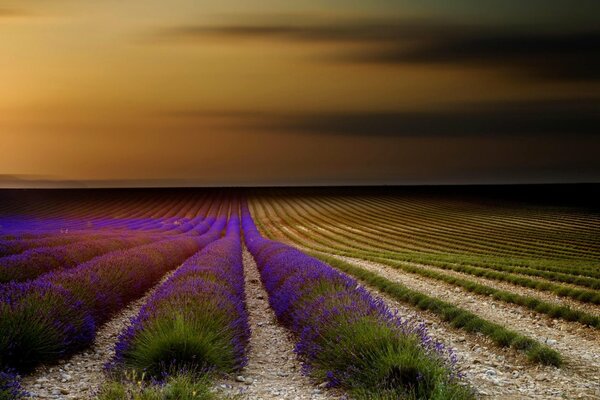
[242,202,473,398]
[0,192,214,223]
[110,204,250,379]
[0,193,217,239]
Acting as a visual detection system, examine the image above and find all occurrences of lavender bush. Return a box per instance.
[111,205,250,378]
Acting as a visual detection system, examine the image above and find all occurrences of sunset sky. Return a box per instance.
[1,0,598,186]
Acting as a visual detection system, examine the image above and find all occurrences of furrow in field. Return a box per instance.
[217,248,335,400]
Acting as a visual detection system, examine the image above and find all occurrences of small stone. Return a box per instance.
[457,336,466,342]
[484,369,497,377]
[235,375,246,383]
[546,339,557,346]
[60,388,69,395]
[244,377,253,385]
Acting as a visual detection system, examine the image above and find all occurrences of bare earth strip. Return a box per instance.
[331,254,600,399]
[216,248,339,399]
[22,270,178,400]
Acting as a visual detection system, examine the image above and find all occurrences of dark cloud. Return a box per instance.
[270,99,600,137]
[351,30,600,81]
[169,98,599,138]
[159,19,470,43]
[156,17,600,82]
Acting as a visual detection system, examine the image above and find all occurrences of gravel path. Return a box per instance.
[216,248,339,399]
[22,271,177,399]
[331,254,600,399]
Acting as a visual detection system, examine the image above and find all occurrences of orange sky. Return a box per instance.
[1,1,598,185]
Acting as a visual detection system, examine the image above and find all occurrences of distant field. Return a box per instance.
[0,187,598,399]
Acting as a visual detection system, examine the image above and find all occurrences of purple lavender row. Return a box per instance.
[0,209,228,373]
[0,211,216,283]
[0,196,213,239]
[241,202,471,398]
[0,234,163,283]
[0,231,131,257]
[110,203,250,378]
[0,203,216,259]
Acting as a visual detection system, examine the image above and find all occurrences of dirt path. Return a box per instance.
[331,254,600,399]
[216,248,339,399]
[22,271,177,400]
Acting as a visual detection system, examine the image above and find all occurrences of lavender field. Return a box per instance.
[0,188,598,399]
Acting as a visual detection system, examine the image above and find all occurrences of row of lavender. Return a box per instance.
[0,195,221,284]
[0,192,217,244]
[106,203,250,382]
[241,202,473,398]
[0,200,228,372]
[0,215,219,284]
